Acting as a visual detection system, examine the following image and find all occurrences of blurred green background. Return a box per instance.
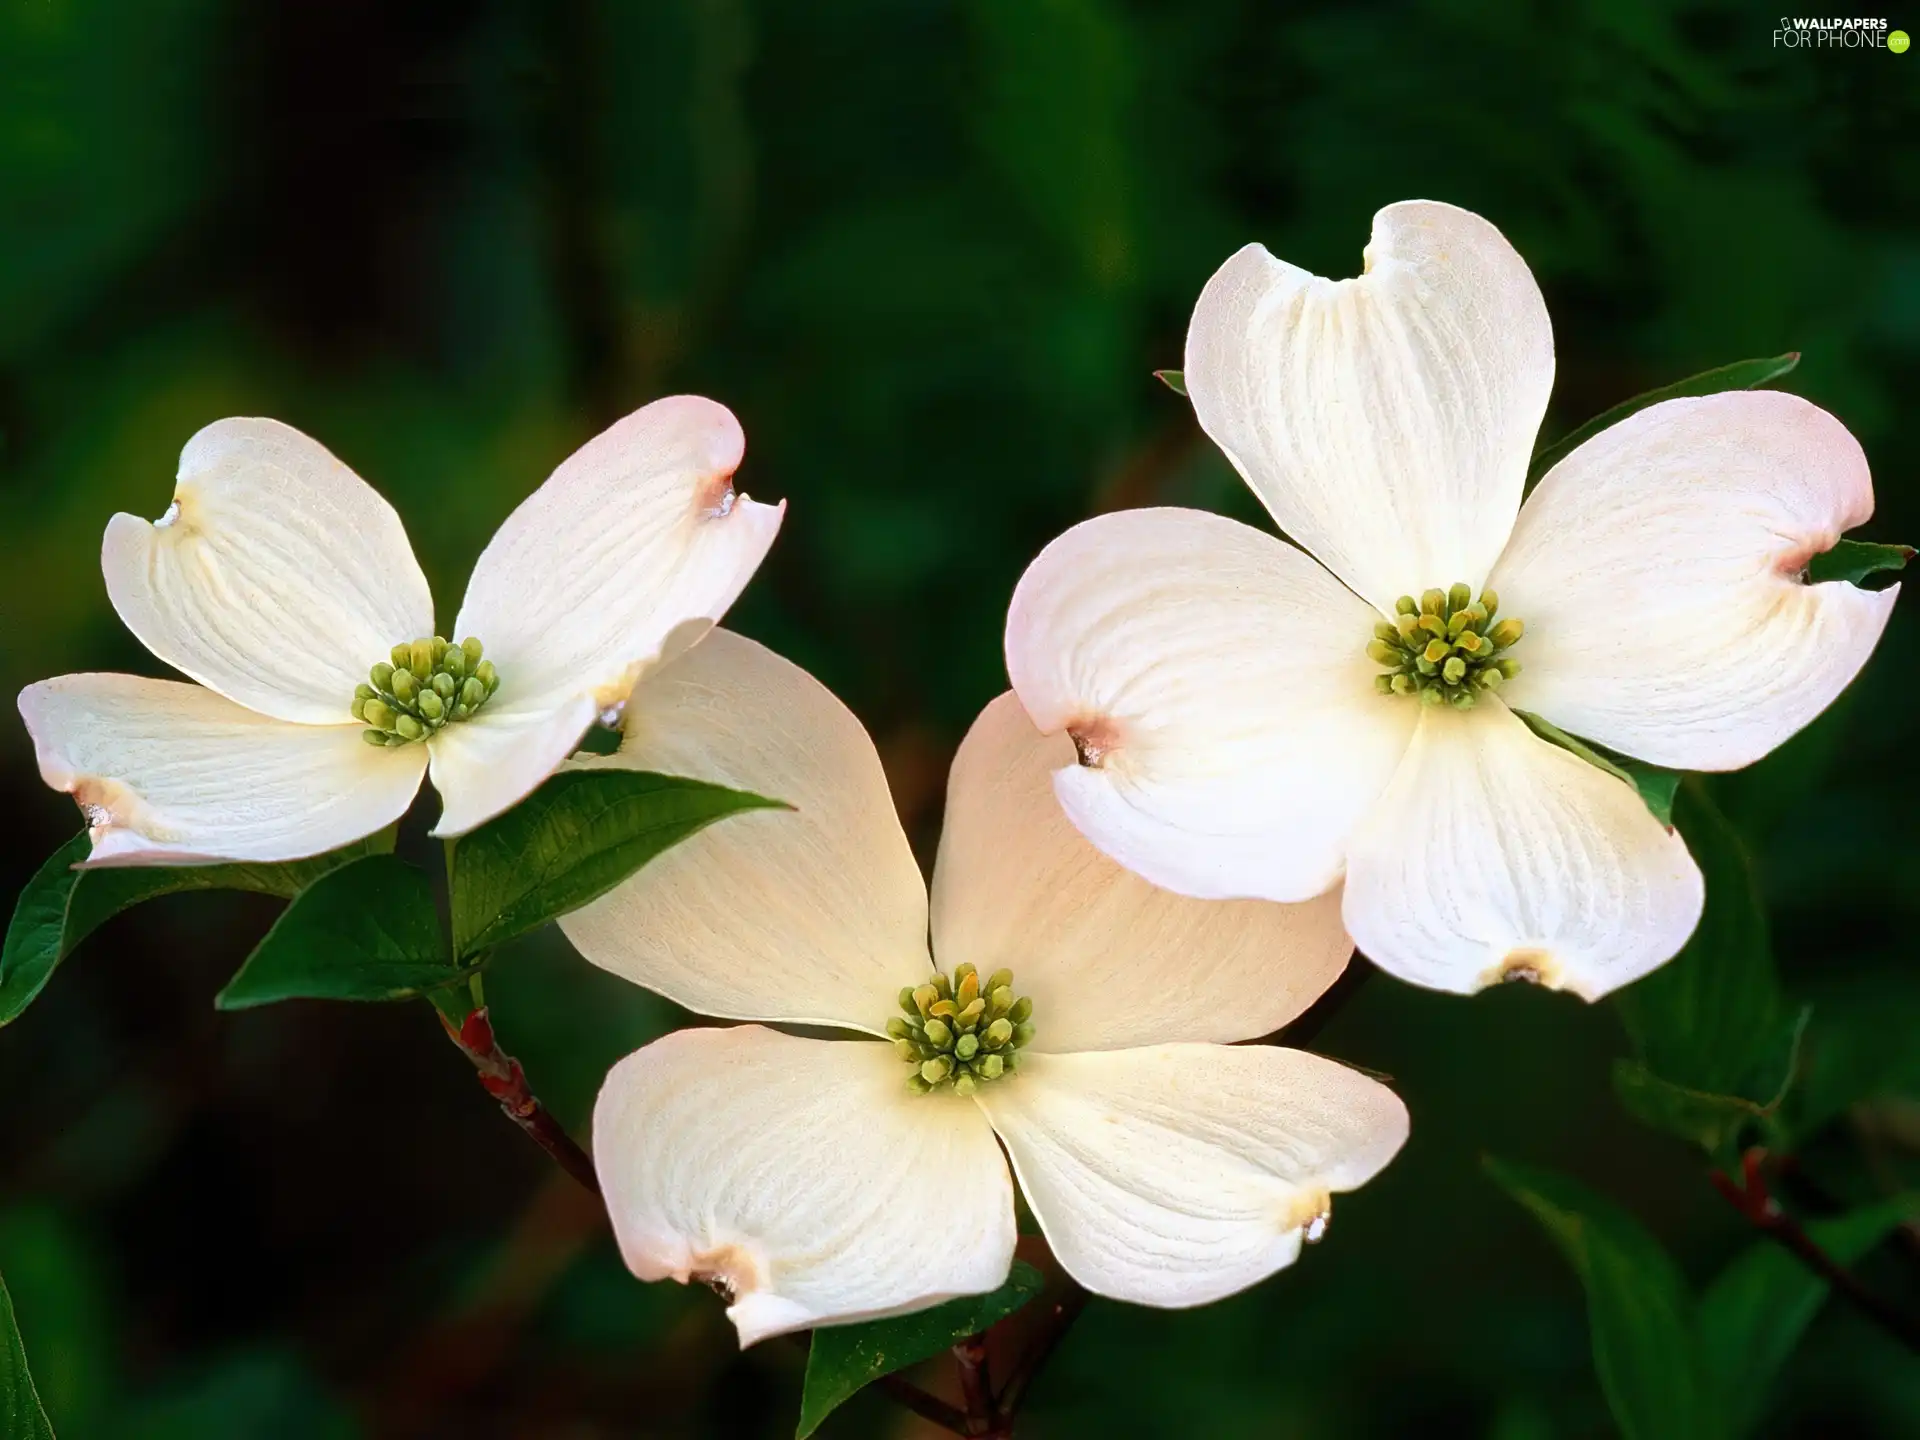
[2,0,1917,1435]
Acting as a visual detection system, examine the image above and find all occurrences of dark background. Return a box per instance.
[2,1,1917,1435]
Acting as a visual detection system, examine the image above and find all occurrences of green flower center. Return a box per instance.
[889,963,1035,1096]
[354,636,500,747]
[1368,583,1524,710]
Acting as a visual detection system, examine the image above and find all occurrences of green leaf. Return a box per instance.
[1485,1157,1716,1440]
[1614,785,1785,1106]
[1152,368,1187,396]
[1805,539,1913,587]
[1788,973,1920,1142]
[1612,1008,1809,1161]
[1699,1195,1920,1438]
[1,1269,56,1440]
[449,768,787,960]
[1609,1066,1759,1163]
[795,1261,1045,1438]
[215,855,455,1010]
[1527,352,1800,488]
[1511,710,1680,825]
[2,831,393,1028]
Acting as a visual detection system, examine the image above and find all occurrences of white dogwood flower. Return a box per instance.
[1006,200,1897,1000]
[18,397,782,863]
[561,630,1407,1344]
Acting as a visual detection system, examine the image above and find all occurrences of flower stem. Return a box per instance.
[873,1373,973,1434]
[953,1332,1000,1434]
[993,1282,1091,1423]
[1711,1147,1920,1356]
[436,1006,601,1196]
[438,1006,969,1433]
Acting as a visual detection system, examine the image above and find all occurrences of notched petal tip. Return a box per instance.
[689,458,772,523]
[1473,948,1595,1001]
[628,393,775,523]
[1065,714,1121,768]
[640,1238,810,1350]
[67,776,137,845]
[1282,1188,1333,1242]
[16,691,144,853]
[677,1242,766,1306]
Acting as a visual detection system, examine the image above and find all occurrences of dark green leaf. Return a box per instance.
[1788,973,1920,1142]
[796,1261,1045,1438]
[1527,353,1799,488]
[1614,785,1785,1101]
[0,1209,109,1435]
[1805,539,1913,587]
[215,855,454,1010]
[1152,368,1186,395]
[1622,761,1683,830]
[2,831,392,1028]
[1512,710,1680,825]
[1610,1065,1768,1162]
[1699,1195,1920,1438]
[1485,1157,1716,1440]
[1,1269,56,1440]
[1613,1008,1808,1161]
[449,767,786,959]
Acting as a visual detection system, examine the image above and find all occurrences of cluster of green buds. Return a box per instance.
[1368,583,1523,709]
[889,963,1034,1096]
[354,636,500,746]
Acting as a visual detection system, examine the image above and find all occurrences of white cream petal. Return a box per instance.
[930,692,1351,1051]
[1005,506,1416,903]
[1343,701,1704,1000]
[453,396,783,717]
[558,629,931,1032]
[18,673,426,865]
[101,418,434,725]
[1185,201,1554,613]
[1490,391,1897,771]
[425,690,600,837]
[977,1045,1407,1308]
[593,1026,1016,1347]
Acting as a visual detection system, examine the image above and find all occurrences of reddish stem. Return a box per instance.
[953,1332,1002,1435]
[440,1012,966,1432]
[438,1007,601,1196]
[1711,1148,1920,1356]
[873,1373,972,1434]
[995,1282,1090,1421]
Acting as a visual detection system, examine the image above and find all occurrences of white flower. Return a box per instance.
[561,629,1407,1345]
[1005,200,1897,1001]
[18,397,783,863]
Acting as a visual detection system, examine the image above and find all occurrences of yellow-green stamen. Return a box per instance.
[889,963,1034,1096]
[354,636,499,746]
[1368,584,1523,710]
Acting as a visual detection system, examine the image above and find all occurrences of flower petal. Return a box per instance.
[1489,391,1896,770]
[453,395,783,713]
[558,629,930,1032]
[931,692,1351,1050]
[101,418,434,725]
[18,674,426,864]
[594,1025,1015,1347]
[976,1045,1407,1308]
[425,689,600,837]
[1005,506,1416,903]
[1185,201,1554,612]
[1343,701,1704,1000]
